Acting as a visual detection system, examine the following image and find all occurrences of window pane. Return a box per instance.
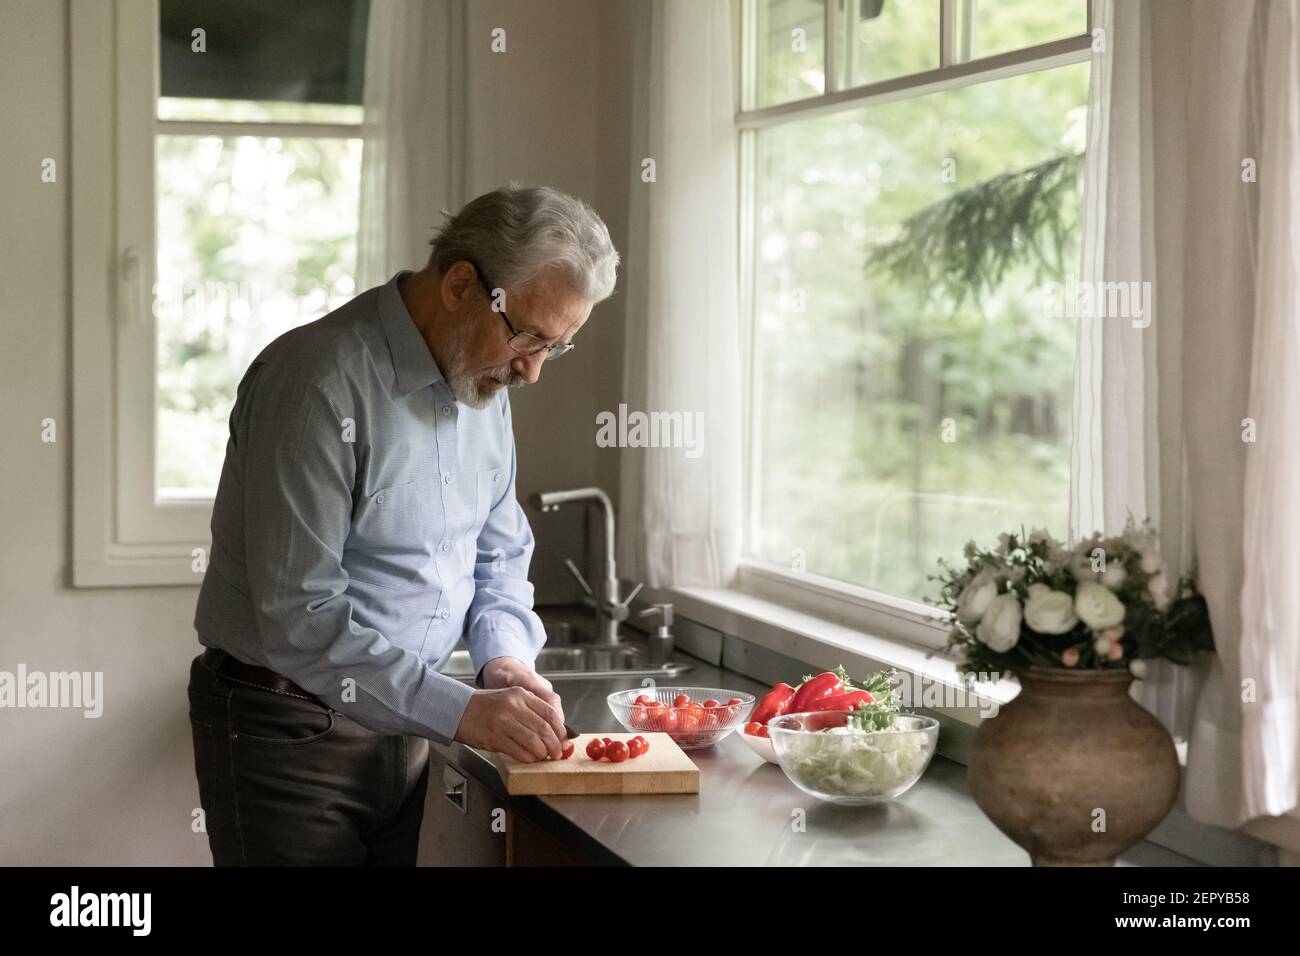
[753,0,827,107]
[159,0,369,122]
[841,0,940,88]
[748,63,1089,602]
[969,0,1087,60]
[155,134,362,497]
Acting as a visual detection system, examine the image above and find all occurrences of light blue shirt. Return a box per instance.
[194,270,545,744]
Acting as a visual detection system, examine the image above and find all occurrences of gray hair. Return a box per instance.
[427,182,619,304]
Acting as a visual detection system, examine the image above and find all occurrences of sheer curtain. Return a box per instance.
[617,0,743,588]
[1078,0,1300,828]
[356,0,466,290]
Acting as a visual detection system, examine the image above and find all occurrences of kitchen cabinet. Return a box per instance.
[417,744,616,866]
[416,746,507,866]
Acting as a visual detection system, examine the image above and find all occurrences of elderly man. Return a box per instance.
[186,183,620,865]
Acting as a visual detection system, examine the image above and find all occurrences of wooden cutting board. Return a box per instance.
[500,733,700,795]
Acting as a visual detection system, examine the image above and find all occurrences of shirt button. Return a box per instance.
[440,541,450,552]
[441,405,452,416]
[375,493,385,504]
[439,608,450,620]
[443,473,454,484]
[493,473,501,483]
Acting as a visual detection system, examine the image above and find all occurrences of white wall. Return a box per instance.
[0,0,633,865]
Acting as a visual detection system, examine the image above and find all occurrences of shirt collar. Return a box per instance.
[378,270,448,395]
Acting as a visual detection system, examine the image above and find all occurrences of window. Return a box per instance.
[155,0,367,496]
[71,0,371,585]
[737,0,1092,640]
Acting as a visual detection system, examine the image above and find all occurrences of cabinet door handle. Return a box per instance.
[442,765,467,814]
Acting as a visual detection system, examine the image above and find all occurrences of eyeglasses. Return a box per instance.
[467,261,574,361]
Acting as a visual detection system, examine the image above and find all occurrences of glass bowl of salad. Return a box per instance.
[607,687,755,750]
[767,710,939,805]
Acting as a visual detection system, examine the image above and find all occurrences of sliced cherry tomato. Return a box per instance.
[586,738,606,760]
[756,725,770,738]
[561,741,574,759]
[606,740,629,762]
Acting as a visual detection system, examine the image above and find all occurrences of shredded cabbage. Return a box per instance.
[783,723,933,797]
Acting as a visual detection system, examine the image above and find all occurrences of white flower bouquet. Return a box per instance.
[932,520,1215,678]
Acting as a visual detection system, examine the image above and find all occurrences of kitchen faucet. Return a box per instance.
[528,487,641,645]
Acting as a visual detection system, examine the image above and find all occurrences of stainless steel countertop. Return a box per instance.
[432,650,1035,866]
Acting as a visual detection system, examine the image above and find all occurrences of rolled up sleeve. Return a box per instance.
[239,364,474,744]
[466,394,547,678]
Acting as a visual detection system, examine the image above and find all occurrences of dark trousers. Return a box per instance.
[186,651,431,865]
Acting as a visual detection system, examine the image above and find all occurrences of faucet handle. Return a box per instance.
[564,558,595,599]
[616,582,644,608]
[638,602,674,627]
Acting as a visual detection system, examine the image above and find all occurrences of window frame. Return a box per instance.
[70,0,463,587]
[734,0,1095,649]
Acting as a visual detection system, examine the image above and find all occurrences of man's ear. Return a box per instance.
[440,260,476,313]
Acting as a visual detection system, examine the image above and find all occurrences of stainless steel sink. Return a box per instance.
[439,604,692,682]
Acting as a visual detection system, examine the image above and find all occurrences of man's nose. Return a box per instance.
[512,350,546,385]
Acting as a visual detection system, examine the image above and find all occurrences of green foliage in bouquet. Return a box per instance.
[930,519,1215,678]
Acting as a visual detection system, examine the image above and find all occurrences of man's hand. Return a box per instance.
[481,655,560,707]
[454,656,567,762]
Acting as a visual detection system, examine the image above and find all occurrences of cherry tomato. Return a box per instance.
[678,712,700,734]
[586,738,606,760]
[603,737,613,747]
[634,694,655,706]
[756,725,770,738]
[673,694,691,708]
[655,708,678,733]
[630,705,649,729]
[627,737,645,758]
[633,735,649,753]
[606,740,629,762]
[727,698,744,706]
[561,741,574,759]
[744,721,762,736]
[702,699,719,709]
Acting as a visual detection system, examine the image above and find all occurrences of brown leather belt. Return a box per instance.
[200,647,328,708]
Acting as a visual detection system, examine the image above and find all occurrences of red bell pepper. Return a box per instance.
[814,690,875,713]
[788,671,846,713]
[751,682,797,726]
[803,711,851,732]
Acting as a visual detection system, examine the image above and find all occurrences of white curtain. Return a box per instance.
[1078,0,1300,828]
[356,0,466,290]
[617,0,743,588]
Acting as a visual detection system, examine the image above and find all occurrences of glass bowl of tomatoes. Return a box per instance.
[607,687,756,750]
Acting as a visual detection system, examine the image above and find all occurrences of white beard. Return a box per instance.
[440,324,528,409]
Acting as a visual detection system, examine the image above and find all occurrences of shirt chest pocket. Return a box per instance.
[347,478,429,590]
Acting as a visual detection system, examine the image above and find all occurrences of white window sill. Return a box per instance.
[639,582,1017,729]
